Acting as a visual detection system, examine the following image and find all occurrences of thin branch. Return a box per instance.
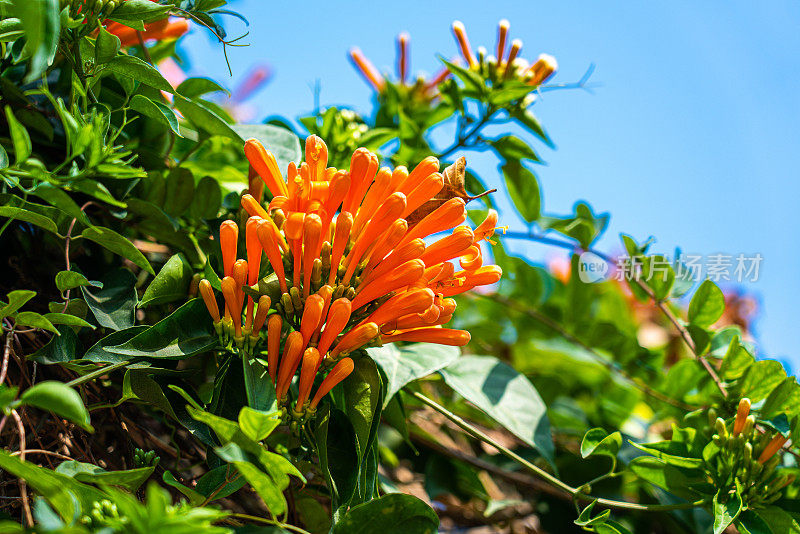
[11,409,33,526]
[407,389,707,513]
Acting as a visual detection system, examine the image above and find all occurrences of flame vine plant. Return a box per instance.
[1,3,799,534]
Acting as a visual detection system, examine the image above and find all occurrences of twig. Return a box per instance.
[407,389,707,513]
[10,449,74,461]
[0,324,13,386]
[65,360,136,388]
[11,409,33,526]
[136,31,154,65]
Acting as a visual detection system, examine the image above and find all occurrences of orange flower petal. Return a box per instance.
[317,297,353,356]
[397,32,409,84]
[241,193,269,219]
[300,294,325,346]
[452,21,476,68]
[329,322,379,359]
[399,156,440,195]
[267,314,282,382]
[344,148,379,214]
[420,226,474,267]
[360,238,425,288]
[256,220,288,294]
[401,172,444,218]
[328,212,353,286]
[733,398,751,435]
[219,220,239,277]
[350,258,425,310]
[252,295,271,333]
[221,276,243,338]
[344,192,407,284]
[244,139,288,198]
[383,327,470,346]
[199,279,220,323]
[302,214,323,297]
[400,197,466,246]
[349,47,386,91]
[496,19,510,66]
[296,347,322,410]
[758,434,789,464]
[367,288,435,327]
[309,357,355,410]
[276,331,304,399]
[305,135,328,182]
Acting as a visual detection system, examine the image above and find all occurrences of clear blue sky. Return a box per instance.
[178,1,800,369]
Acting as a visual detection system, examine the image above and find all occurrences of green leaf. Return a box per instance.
[575,500,611,527]
[0,449,104,521]
[580,428,622,459]
[629,441,704,469]
[163,167,195,216]
[738,510,773,534]
[713,489,743,534]
[489,135,541,162]
[139,253,192,308]
[628,456,704,501]
[107,0,170,23]
[107,299,216,359]
[642,254,675,300]
[314,407,359,511]
[12,0,60,81]
[441,58,485,96]
[0,205,59,234]
[161,471,206,506]
[238,407,281,442]
[173,95,239,139]
[81,226,154,275]
[368,343,460,407]
[55,271,100,293]
[130,94,181,136]
[15,311,58,334]
[510,107,554,147]
[688,280,725,327]
[194,464,246,502]
[0,289,36,319]
[231,124,302,170]
[81,268,138,330]
[176,77,229,98]
[739,359,787,403]
[439,355,554,464]
[94,25,120,64]
[341,356,383,502]
[756,506,800,533]
[103,54,175,93]
[501,160,540,223]
[42,312,94,330]
[330,493,439,534]
[0,144,8,169]
[242,354,278,412]
[56,461,154,492]
[20,381,92,431]
[29,183,91,226]
[190,175,222,219]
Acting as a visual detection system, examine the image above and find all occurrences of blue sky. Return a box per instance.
[178,1,800,368]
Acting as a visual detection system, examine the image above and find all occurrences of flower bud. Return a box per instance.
[329,322,379,360]
[276,331,304,399]
[219,220,238,277]
[267,314,282,382]
[199,279,220,323]
[295,347,322,413]
[382,327,471,346]
[309,357,355,410]
[734,398,751,436]
[251,295,271,333]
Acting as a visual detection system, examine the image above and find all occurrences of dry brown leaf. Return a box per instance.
[405,157,495,226]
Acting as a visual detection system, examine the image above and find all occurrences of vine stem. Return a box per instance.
[65,360,135,388]
[228,513,311,534]
[407,389,706,513]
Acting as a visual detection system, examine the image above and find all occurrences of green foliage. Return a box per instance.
[0,4,796,534]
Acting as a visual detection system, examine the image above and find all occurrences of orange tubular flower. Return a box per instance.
[309,358,355,411]
[733,398,751,436]
[267,314,283,382]
[257,220,288,294]
[503,39,523,79]
[401,173,444,218]
[473,209,499,242]
[343,192,407,284]
[350,259,425,310]
[199,279,220,323]
[295,348,322,412]
[252,296,271,333]
[460,245,483,271]
[527,53,558,86]
[302,215,323,297]
[397,32,409,84]
[360,238,425,288]
[244,139,289,198]
[452,21,476,68]
[383,327,471,346]
[276,331,304,399]
[348,47,386,92]
[329,323,379,360]
[496,19,510,65]
[221,277,243,338]
[242,193,269,219]
[106,17,189,48]
[245,217,263,330]
[369,288,435,330]
[248,165,264,203]
[327,213,354,286]
[344,149,379,214]
[400,156,440,195]
[316,298,352,357]
[300,294,325,346]
[400,198,466,246]
[758,434,789,464]
[219,221,239,277]
[420,227,475,267]
[232,259,248,307]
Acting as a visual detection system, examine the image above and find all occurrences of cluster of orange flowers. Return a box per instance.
[349,19,557,96]
[105,17,189,48]
[451,19,557,86]
[199,136,501,417]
